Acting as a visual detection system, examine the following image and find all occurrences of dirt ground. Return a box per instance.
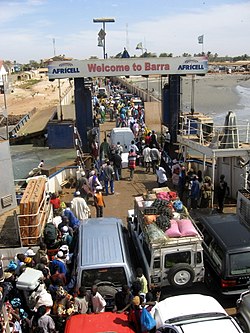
[0,75,70,117]
[60,119,159,224]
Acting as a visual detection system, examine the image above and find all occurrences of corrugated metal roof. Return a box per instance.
[79,218,124,266]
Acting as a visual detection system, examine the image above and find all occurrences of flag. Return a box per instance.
[198,35,204,44]
[136,42,143,50]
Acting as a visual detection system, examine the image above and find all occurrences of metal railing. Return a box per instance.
[179,115,250,149]
[17,188,51,246]
[9,107,37,137]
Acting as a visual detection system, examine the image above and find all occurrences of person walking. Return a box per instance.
[75,171,91,201]
[190,175,200,209]
[217,174,229,213]
[149,130,159,149]
[128,149,137,180]
[171,159,181,190]
[88,170,102,195]
[99,104,106,124]
[100,138,110,163]
[155,165,168,188]
[71,191,90,221]
[102,160,115,195]
[200,176,213,208]
[128,140,139,154]
[115,141,124,156]
[178,166,187,204]
[150,144,161,174]
[94,186,105,217]
[112,150,122,181]
[142,145,152,173]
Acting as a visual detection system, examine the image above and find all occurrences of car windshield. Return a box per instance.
[81,267,127,287]
[230,252,250,275]
[166,312,226,324]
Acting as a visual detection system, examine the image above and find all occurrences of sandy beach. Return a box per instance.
[0,77,70,117]
[181,74,250,123]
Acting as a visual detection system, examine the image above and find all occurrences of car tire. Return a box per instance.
[167,263,195,288]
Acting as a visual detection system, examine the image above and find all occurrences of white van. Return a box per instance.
[109,127,135,168]
[110,127,134,153]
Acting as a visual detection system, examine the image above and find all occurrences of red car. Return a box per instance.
[65,312,135,333]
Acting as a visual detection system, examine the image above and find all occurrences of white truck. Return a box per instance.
[128,191,205,289]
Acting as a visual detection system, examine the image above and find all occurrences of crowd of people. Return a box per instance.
[0,233,160,333]
[0,82,231,333]
[90,82,218,211]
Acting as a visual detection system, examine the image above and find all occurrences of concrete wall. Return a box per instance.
[0,141,17,214]
[113,77,160,103]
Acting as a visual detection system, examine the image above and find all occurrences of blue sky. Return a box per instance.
[0,0,249,63]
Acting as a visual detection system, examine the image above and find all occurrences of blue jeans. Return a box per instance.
[104,180,114,194]
[114,167,121,181]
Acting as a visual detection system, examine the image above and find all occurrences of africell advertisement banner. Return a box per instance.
[48,57,208,79]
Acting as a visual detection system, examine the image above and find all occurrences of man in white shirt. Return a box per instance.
[90,285,106,313]
[156,165,168,188]
[128,140,139,154]
[71,191,90,221]
[142,145,152,173]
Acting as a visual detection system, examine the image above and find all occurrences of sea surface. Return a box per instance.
[10,145,76,180]
[211,85,250,125]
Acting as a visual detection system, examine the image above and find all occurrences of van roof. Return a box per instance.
[199,214,250,251]
[79,218,125,267]
[111,127,133,133]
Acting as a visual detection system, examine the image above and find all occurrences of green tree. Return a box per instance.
[159,53,173,57]
[29,60,39,69]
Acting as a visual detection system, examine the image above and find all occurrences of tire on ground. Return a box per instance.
[167,263,195,288]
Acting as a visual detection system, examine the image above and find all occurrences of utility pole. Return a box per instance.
[53,37,63,120]
[53,38,56,57]
[3,79,8,140]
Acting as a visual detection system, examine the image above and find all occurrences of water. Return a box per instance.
[10,145,76,180]
[211,85,250,126]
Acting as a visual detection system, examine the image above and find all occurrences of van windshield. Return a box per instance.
[230,252,250,275]
[81,267,127,287]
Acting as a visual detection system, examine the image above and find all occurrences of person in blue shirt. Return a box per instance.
[63,208,80,230]
[51,250,67,275]
[190,175,200,209]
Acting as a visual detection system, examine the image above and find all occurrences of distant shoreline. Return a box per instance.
[181,74,250,121]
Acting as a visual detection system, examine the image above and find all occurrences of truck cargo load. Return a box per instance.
[128,188,204,289]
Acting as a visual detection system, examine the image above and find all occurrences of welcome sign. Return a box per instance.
[48,57,208,79]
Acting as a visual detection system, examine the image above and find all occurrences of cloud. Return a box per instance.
[0,0,46,26]
[124,2,250,56]
[1,1,250,62]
